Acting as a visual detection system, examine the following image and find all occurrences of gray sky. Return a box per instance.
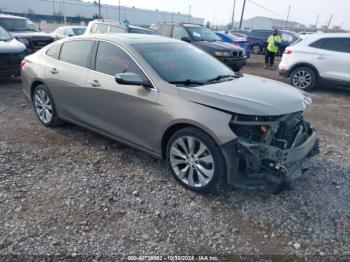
[89,0,350,30]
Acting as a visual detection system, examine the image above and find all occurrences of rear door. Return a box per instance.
[85,41,158,151]
[311,37,350,83]
[44,40,95,122]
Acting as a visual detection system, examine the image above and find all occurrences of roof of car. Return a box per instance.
[57,26,86,29]
[0,13,27,20]
[69,33,180,45]
[300,32,350,42]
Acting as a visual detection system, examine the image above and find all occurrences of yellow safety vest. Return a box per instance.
[267,35,282,53]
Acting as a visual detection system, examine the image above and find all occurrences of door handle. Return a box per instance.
[316,55,327,60]
[88,80,101,87]
[50,68,58,74]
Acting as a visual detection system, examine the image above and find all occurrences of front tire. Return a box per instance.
[166,127,226,193]
[251,44,262,54]
[290,67,316,91]
[32,84,62,127]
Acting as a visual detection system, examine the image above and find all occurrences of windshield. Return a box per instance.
[132,43,233,84]
[0,26,12,41]
[72,28,86,35]
[186,26,221,42]
[0,18,38,32]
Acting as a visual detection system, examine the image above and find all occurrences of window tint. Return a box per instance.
[60,40,94,67]
[159,25,172,37]
[91,24,98,33]
[95,41,146,79]
[281,32,295,43]
[173,26,189,40]
[46,44,61,59]
[110,25,126,33]
[310,38,350,53]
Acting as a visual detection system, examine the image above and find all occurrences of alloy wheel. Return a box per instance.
[169,136,214,188]
[252,45,261,54]
[34,89,53,124]
[292,70,312,89]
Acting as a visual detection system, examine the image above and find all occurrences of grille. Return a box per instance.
[231,50,243,57]
[0,53,21,70]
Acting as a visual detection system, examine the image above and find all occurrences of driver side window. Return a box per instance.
[173,26,189,40]
[94,41,147,80]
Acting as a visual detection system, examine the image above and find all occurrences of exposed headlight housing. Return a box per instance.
[214,51,232,57]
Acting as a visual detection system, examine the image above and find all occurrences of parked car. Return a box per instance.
[50,26,86,40]
[229,30,250,38]
[247,29,299,55]
[85,19,158,35]
[279,33,350,91]
[230,32,248,39]
[215,31,251,57]
[0,25,27,77]
[0,14,54,53]
[151,23,247,71]
[21,34,318,192]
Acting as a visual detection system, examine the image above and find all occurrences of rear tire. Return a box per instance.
[290,67,316,91]
[32,84,62,127]
[251,44,262,54]
[166,127,226,193]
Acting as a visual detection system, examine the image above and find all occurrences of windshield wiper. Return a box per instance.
[169,79,204,86]
[205,74,238,83]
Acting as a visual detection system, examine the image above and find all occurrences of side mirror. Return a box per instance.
[115,72,151,88]
[181,37,191,43]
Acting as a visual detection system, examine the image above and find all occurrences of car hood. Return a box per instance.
[178,74,310,116]
[0,38,26,53]
[10,31,53,39]
[195,40,244,51]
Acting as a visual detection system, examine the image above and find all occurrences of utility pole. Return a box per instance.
[315,14,319,29]
[327,14,333,30]
[98,0,101,18]
[231,0,236,30]
[188,5,191,23]
[285,5,291,29]
[239,0,247,30]
[118,0,121,22]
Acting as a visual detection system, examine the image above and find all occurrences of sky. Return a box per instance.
[86,0,350,30]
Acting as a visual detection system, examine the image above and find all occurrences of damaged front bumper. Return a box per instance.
[222,113,319,190]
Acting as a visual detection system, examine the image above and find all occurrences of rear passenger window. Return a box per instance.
[94,41,146,79]
[159,25,172,37]
[173,26,189,40]
[96,24,108,33]
[46,44,61,59]
[310,38,350,53]
[60,40,94,68]
[110,26,126,33]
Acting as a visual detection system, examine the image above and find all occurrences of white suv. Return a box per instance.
[279,33,350,90]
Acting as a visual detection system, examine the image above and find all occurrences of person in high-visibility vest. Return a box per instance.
[264,29,282,69]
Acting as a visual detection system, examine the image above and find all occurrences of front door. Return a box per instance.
[84,41,158,151]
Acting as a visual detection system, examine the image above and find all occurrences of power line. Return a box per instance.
[247,0,284,19]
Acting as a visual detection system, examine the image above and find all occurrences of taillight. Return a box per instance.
[20,60,26,70]
[232,41,239,46]
[284,50,293,55]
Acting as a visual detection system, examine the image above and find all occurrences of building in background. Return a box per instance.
[0,0,204,26]
[231,16,305,31]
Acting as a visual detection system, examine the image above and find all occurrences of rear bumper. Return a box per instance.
[279,69,290,78]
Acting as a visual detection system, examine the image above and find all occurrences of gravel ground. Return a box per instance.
[0,55,349,260]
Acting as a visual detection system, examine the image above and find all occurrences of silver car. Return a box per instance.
[21,34,318,192]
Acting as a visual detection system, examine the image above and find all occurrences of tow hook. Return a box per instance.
[270,163,292,194]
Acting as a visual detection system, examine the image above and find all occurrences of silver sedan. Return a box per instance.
[21,34,318,192]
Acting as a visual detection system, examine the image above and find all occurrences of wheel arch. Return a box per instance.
[160,121,225,160]
[30,79,46,100]
[289,63,320,81]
